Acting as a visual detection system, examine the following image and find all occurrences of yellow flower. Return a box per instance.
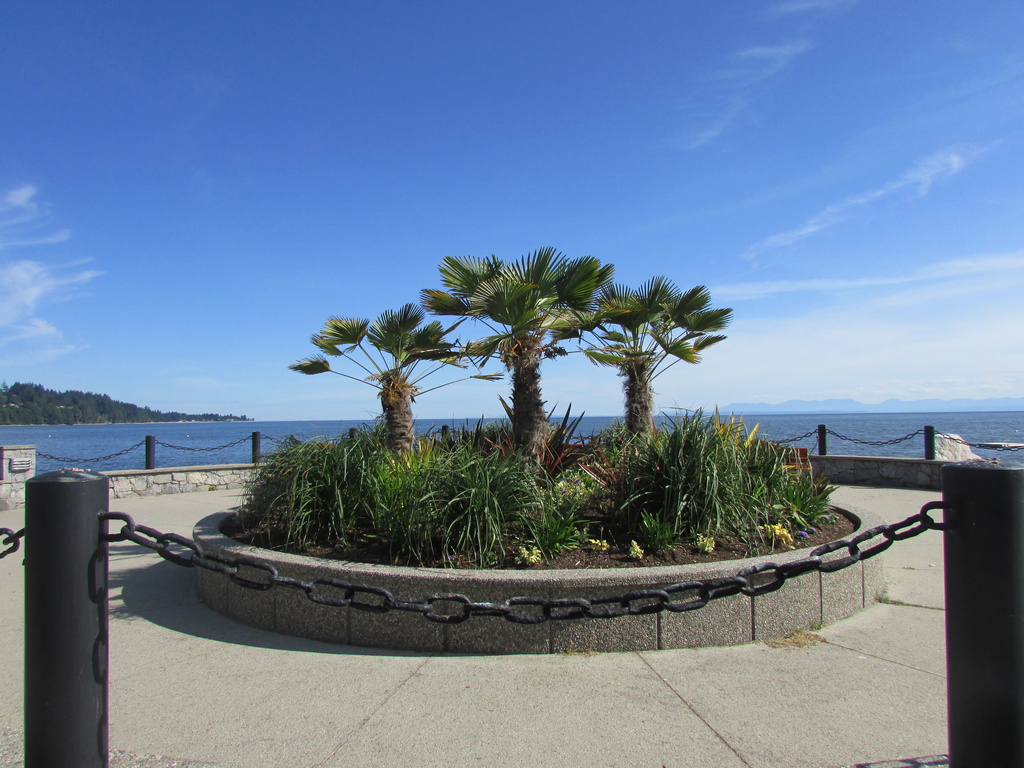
[695,533,716,553]
[587,538,610,552]
[628,540,644,560]
[763,524,795,548]
[516,546,542,565]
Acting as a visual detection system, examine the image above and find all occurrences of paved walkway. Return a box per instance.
[0,486,949,767]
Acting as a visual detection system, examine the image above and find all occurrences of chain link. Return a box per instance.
[37,440,147,464]
[37,435,264,466]
[98,501,950,624]
[773,427,1024,453]
[938,433,1024,452]
[0,528,25,560]
[770,429,818,445]
[154,436,252,453]
[825,427,925,447]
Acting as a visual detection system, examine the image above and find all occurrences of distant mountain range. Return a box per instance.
[720,397,1024,414]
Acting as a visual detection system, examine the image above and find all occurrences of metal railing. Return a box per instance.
[35,431,283,470]
[22,424,1023,474]
[772,424,1024,459]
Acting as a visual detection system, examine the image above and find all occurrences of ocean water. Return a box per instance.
[2,411,1022,474]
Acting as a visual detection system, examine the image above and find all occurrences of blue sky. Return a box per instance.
[2,1,1023,421]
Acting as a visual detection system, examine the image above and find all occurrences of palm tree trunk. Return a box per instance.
[511,347,547,458]
[623,363,655,437]
[380,381,415,453]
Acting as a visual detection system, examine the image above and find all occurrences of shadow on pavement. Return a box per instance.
[108,547,429,659]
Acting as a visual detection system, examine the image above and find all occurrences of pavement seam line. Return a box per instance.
[636,652,755,768]
[821,639,947,679]
[877,599,944,612]
[303,654,434,768]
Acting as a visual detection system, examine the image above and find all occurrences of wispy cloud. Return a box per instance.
[0,185,71,250]
[684,41,813,149]
[656,261,1024,408]
[0,259,102,327]
[766,0,857,18]
[0,186,101,361]
[715,249,1024,300]
[741,146,989,261]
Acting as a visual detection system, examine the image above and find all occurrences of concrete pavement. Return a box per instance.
[0,485,949,767]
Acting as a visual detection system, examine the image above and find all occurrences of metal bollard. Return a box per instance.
[145,435,156,470]
[817,424,827,455]
[24,469,110,768]
[251,431,262,463]
[925,425,936,460]
[942,462,1024,767]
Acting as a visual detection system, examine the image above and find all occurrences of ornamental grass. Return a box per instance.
[240,410,834,567]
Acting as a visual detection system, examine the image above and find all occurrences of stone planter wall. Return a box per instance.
[0,446,36,511]
[105,465,254,498]
[809,455,948,490]
[0,445,253,507]
[194,506,885,654]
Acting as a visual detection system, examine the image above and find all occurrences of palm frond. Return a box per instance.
[556,256,615,309]
[437,254,503,296]
[583,348,628,367]
[289,356,333,375]
[319,316,370,347]
[420,288,472,316]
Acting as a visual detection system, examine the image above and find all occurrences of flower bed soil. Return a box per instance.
[225,508,855,570]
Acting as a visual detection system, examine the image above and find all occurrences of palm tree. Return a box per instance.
[421,247,614,458]
[289,304,499,453]
[569,278,732,437]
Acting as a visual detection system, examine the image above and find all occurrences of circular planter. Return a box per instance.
[194,506,886,654]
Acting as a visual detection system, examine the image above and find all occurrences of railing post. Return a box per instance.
[251,431,261,464]
[145,435,156,470]
[925,425,936,460]
[942,462,1024,767]
[817,424,827,456]
[24,468,110,768]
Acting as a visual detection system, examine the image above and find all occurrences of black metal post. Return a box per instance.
[925,425,936,460]
[24,469,110,768]
[251,431,261,464]
[145,435,156,470]
[942,462,1024,767]
[817,424,827,456]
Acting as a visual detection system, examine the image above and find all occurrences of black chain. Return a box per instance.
[155,436,252,452]
[37,435,260,465]
[938,433,1024,452]
[773,427,1024,453]
[37,440,146,464]
[99,501,950,625]
[0,528,25,560]
[825,427,925,447]
[771,429,817,445]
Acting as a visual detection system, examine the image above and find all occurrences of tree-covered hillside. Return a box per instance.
[0,382,250,425]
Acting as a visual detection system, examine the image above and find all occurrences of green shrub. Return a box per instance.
[240,431,384,550]
[598,410,833,549]
[243,432,543,567]
[241,413,834,567]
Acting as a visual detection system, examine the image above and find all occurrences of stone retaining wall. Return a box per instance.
[106,465,254,499]
[0,445,253,508]
[809,455,947,490]
[194,505,885,654]
[0,446,36,511]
